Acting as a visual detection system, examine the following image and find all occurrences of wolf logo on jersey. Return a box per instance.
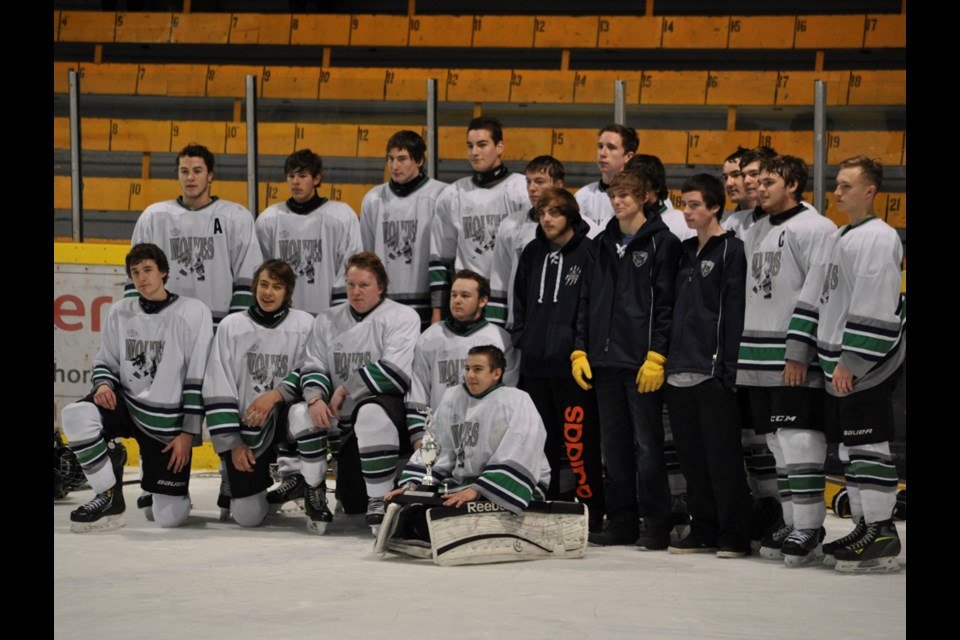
[383,220,418,265]
[437,357,467,388]
[245,350,290,395]
[632,251,648,267]
[462,212,506,257]
[333,351,372,380]
[127,339,164,382]
[751,251,781,298]
[168,232,215,282]
[565,265,582,286]
[278,235,322,284]
[820,263,839,305]
[700,260,716,277]
[451,420,479,468]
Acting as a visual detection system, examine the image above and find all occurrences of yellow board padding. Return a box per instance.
[54,241,130,266]
[119,438,221,472]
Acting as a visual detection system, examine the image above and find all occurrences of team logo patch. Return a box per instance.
[632,251,649,267]
[564,265,582,286]
[700,260,715,277]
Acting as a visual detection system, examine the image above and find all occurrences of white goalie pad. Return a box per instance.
[373,502,434,560]
[427,501,588,566]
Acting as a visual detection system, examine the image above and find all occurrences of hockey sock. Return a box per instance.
[745,430,777,499]
[287,402,328,487]
[355,404,399,499]
[153,494,191,528]
[838,444,863,521]
[61,402,117,495]
[778,428,826,530]
[847,442,898,524]
[766,431,793,527]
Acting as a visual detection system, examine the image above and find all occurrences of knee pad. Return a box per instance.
[231,493,269,528]
[152,494,191,528]
[61,401,101,441]
[286,402,312,439]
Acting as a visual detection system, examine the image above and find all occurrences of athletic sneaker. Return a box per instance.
[822,517,867,567]
[304,481,334,535]
[716,545,751,559]
[588,514,640,546]
[668,534,718,554]
[759,522,792,560]
[366,497,386,533]
[781,527,826,567]
[70,487,126,533]
[834,519,901,573]
[750,497,782,542]
[637,519,672,551]
[267,473,306,507]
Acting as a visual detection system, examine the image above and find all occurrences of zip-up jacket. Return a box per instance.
[574,214,681,370]
[512,218,595,377]
[665,230,746,386]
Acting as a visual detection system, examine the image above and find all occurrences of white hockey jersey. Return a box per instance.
[429,172,528,309]
[256,199,363,315]
[406,318,520,437]
[737,204,837,387]
[300,298,420,429]
[574,182,614,229]
[722,202,819,244]
[487,207,539,328]
[400,384,551,514]
[785,216,905,395]
[203,308,314,456]
[360,178,447,326]
[92,295,213,443]
[129,197,262,327]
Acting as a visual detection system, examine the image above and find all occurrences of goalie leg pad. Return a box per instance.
[427,501,588,566]
[374,502,433,559]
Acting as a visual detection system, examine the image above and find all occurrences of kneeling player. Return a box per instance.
[61,243,212,532]
[381,346,585,564]
[203,260,314,527]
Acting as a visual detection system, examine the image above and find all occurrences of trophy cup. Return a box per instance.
[401,406,445,505]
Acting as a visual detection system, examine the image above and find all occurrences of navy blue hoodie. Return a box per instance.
[574,213,681,370]
[512,218,595,378]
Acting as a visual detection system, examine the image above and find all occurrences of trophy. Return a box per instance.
[401,406,445,503]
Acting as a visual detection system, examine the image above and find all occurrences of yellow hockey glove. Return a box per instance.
[636,351,667,393]
[570,350,594,391]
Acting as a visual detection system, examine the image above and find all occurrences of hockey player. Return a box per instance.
[721,146,780,240]
[513,187,604,531]
[361,131,447,330]
[286,252,421,534]
[62,244,213,531]
[720,147,750,213]
[129,144,262,329]
[407,270,518,432]
[390,345,550,513]
[202,260,314,528]
[429,116,531,323]
[257,149,363,315]
[489,155,576,328]
[737,155,837,567]
[785,156,904,572]
[663,174,753,558]
[575,124,638,228]
[572,170,681,548]
[625,154,694,242]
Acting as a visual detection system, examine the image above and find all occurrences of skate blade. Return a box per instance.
[143,506,155,522]
[306,518,329,535]
[70,515,126,534]
[759,547,784,561]
[822,554,837,567]
[784,549,824,568]
[835,556,900,573]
